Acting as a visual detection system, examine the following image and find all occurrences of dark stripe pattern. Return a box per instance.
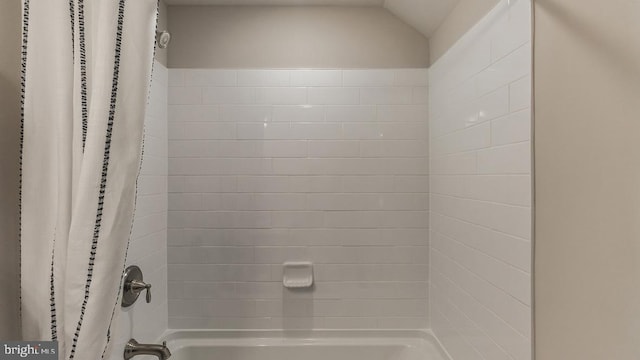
[69,1,126,358]
[69,0,74,55]
[78,0,88,151]
[100,2,160,357]
[50,240,57,340]
[19,0,30,325]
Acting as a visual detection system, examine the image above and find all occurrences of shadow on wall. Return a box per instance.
[0,74,22,340]
[0,0,22,341]
[282,286,315,334]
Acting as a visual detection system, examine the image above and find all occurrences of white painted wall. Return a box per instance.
[167,7,430,68]
[535,0,640,358]
[167,68,429,329]
[428,1,532,359]
[107,62,169,359]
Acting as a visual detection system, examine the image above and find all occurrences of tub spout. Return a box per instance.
[124,339,171,360]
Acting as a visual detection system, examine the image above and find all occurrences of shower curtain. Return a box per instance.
[20,0,158,359]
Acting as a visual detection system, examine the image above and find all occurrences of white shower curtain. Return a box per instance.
[20,0,158,359]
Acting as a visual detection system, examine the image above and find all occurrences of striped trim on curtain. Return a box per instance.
[20,1,159,359]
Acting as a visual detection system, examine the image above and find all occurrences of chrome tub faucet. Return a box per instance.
[124,339,171,360]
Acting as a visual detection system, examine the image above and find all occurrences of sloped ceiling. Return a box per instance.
[164,0,460,37]
[383,0,459,37]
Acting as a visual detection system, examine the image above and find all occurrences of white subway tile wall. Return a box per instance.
[168,68,429,330]
[109,62,169,359]
[429,1,532,360]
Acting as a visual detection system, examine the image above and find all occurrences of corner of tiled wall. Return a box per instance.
[428,0,532,359]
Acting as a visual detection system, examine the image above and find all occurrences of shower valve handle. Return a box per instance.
[121,265,152,307]
[130,280,152,303]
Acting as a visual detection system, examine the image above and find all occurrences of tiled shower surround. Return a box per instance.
[429,1,532,359]
[167,69,430,329]
[161,4,532,358]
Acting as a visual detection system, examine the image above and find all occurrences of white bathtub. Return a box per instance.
[163,330,450,360]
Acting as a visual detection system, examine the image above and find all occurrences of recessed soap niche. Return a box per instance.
[283,262,314,289]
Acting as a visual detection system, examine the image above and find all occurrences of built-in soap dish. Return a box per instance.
[282,262,313,288]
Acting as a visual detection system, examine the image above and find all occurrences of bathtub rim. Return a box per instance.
[159,329,452,360]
